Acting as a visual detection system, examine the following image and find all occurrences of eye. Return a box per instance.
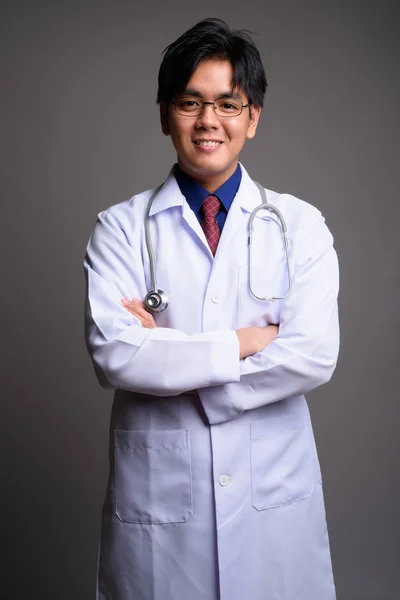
[176,97,201,111]
[216,99,241,113]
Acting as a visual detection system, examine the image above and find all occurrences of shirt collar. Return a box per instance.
[174,163,242,215]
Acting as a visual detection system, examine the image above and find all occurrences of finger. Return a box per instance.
[127,309,155,328]
[121,299,157,328]
[121,297,139,310]
[124,298,152,319]
[121,300,142,319]
[130,301,157,326]
[121,298,147,316]
[129,299,158,325]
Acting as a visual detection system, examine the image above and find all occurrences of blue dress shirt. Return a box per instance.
[174,163,242,231]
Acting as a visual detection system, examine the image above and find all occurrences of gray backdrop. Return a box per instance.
[1,0,399,598]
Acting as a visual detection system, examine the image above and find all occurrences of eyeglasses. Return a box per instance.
[171,96,250,118]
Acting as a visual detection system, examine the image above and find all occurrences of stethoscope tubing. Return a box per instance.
[144,180,292,312]
[250,182,292,301]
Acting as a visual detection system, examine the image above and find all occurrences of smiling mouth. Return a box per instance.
[194,141,223,147]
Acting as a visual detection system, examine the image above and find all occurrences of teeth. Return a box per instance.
[195,141,221,147]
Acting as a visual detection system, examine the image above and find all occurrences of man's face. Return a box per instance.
[161,58,261,192]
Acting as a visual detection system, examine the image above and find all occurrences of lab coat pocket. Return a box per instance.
[113,429,193,524]
[250,415,314,510]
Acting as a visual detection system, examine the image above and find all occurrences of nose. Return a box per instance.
[195,103,220,129]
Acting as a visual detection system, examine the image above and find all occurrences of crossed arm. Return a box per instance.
[84,206,338,422]
[120,297,279,359]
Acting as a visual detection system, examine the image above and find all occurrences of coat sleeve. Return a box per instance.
[83,209,240,396]
[198,210,340,425]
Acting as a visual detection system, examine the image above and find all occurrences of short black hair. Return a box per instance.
[157,18,267,107]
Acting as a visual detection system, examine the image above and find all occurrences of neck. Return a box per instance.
[177,161,239,193]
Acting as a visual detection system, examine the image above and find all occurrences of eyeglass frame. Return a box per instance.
[170,95,251,118]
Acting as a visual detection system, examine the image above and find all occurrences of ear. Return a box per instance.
[246,105,262,140]
[160,102,170,136]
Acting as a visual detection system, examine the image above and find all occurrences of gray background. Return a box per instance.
[1,0,399,598]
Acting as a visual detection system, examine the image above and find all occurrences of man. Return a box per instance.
[83,17,339,600]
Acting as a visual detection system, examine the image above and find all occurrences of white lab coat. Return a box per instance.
[83,164,339,600]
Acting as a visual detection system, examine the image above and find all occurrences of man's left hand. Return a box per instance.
[121,298,157,329]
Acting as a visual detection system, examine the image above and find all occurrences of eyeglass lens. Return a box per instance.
[174,97,244,117]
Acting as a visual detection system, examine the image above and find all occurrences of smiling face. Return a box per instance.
[160,59,261,192]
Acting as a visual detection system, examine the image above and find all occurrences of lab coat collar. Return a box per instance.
[148,168,185,216]
[235,164,268,217]
[148,163,267,218]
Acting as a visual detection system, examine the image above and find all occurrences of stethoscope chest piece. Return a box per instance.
[144,289,168,313]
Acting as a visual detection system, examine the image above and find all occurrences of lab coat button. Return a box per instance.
[219,474,231,487]
[211,294,219,303]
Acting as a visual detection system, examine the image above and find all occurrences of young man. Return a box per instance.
[83,18,339,600]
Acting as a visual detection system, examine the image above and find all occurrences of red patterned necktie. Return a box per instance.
[201,195,221,256]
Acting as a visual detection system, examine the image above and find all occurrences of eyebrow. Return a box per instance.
[182,88,243,100]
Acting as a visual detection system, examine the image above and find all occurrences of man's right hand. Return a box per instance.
[236,325,279,359]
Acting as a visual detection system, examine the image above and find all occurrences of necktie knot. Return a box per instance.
[202,195,221,219]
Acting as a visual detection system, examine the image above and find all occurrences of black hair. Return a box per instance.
[157,18,267,107]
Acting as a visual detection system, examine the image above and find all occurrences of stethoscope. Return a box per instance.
[144,180,292,313]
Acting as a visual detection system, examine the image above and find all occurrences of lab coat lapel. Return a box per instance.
[150,169,213,256]
[215,165,261,258]
[236,164,267,216]
[181,201,211,255]
[214,199,243,258]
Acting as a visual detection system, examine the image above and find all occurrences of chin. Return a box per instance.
[190,157,232,175]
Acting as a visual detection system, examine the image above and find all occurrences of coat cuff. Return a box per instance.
[198,382,244,425]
